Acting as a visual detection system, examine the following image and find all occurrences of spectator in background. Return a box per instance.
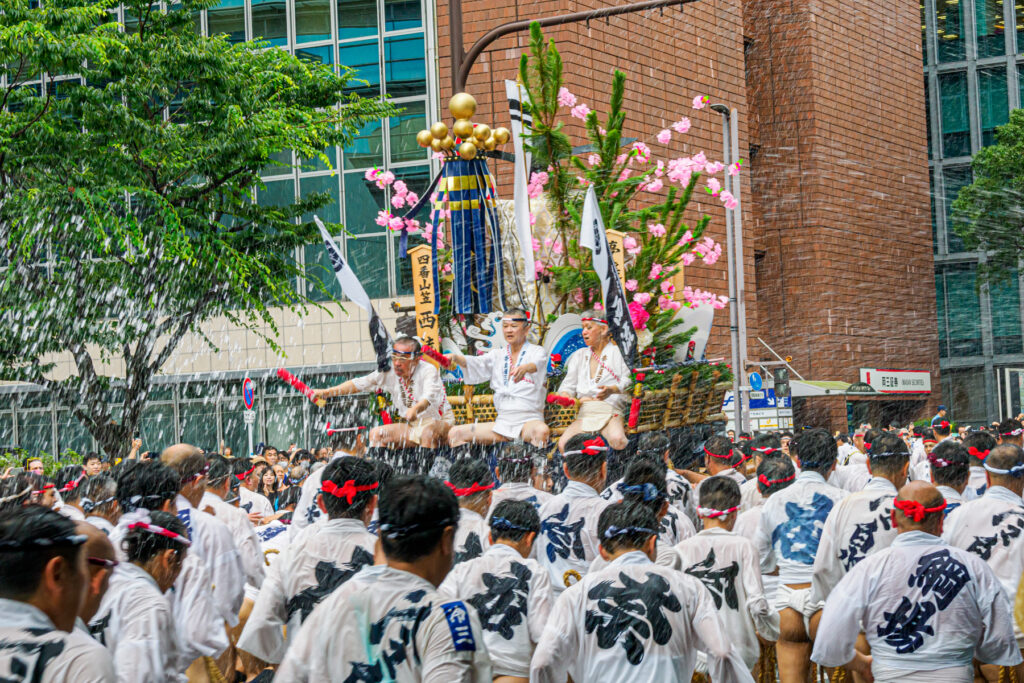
[24,457,44,475]
[257,463,280,510]
[83,453,103,477]
[273,464,287,489]
[931,404,948,426]
[30,473,57,508]
[54,465,87,521]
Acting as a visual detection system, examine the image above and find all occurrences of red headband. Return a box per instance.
[581,317,608,325]
[445,481,495,497]
[922,438,938,445]
[758,472,796,487]
[128,521,191,546]
[321,479,379,504]
[236,465,256,481]
[565,438,609,456]
[893,498,946,522]
[937,421,950,430]
[1002,428,1024,437]
[33,483,55,495]
[862,442,872,450]
[967,446,990,460]
[59,473,85,494]
[928,453,952,468]
[697,505,740,518]
[753,447,777,455]
[704,446,733,460]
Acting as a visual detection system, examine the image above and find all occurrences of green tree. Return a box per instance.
[952,108,1024,285]
[0,0,393,457]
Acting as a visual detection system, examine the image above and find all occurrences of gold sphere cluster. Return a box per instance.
[416,93,511,161]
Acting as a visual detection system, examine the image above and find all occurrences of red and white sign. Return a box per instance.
[859,368,931,394]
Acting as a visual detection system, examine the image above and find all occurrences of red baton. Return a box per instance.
[276,368,326,408]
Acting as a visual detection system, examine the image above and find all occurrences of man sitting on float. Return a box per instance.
[551,310,631,452]
[313,336,453,449]
[446,307,550,449]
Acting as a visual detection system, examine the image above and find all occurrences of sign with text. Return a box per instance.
[859,368,931,394]
[408,244,440,354]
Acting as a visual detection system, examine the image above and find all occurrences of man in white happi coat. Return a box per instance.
[236,460,275,521]
[489,443,553,514]
[753,428,844,683]
[72,524,118,677]
[812,481,1022,682]
[999,418,1024,448]
[943,443,1024,682]
[928,439,970,515]
[439,499,552,683]
[80,473,120,536]
[292,427,367,535]
[735,455,797,608]
[201,455,265,589]
[602,432,697,528]
[676,476,778,672]
[238,456,378,664]
[535,433,614,596]
[274,475,492,682]
[736,434,782,512]
[0,506,115,682]
[680,435,747,499]
[446,457,495,565]
[447,308,550,448]
[962,431,998,500]
[531,501,755,683]
[313,336,454,450]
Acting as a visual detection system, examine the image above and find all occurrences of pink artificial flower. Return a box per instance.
[649,263,663,279]
[720,190,738,210]
[557,87,577,107]
[657,129,672,145]
[680,252,696,266]
[406,192,418,205]
[633,292,652,305]
[704,161,724,175]
[625,278,638,292]
[375,170,395,189]
[570,104,591,120]
[616,153,629,166]
[645,178,664,193]
[714,295,728,309]
[432,151,445,160]
[552,240,564,255]
[692,95,709,110]
[532,237,541,252]
[672,117,691,134]
[706,177,721,197]
[618,168,632,182]
[443,262,452,274]
[623,235,641,256]
[691,151,707,171]
[529,212,537,226]
[631,141,651,162]
[587,153,601,166]
[660,280,675,294]
[375,211,392,227]
[387,215,404,231]
[593,302,604,311]
[628,301,650,330]
[393,180,408,195]
[658,295,675,311]
[679,229,693,245]
[728,160,743,176]
[364,168,380,182]
[391,194,407,208]
[647,223,667,237]
[598,127,607,135]
[527,171,549,199]
[577,176,591,187]
[655,160,665,178]
[535,260,547,276]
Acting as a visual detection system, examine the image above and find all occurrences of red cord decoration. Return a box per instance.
[893,498,946,522]
[321,479,379,503]
[445,481,495,497]
[967,446,990,460]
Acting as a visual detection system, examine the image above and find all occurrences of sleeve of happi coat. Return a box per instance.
[207,520,246,626]
[237,551,289,663]
[809,565,869,669]
[114,595,176,683]
[270,599,321,683]
[349,370,383,393]
[687,576,756,683]
[59,637,115,683]
[461,350,496,386]
[421,601,493,683]
[171,555,229,663]
[557,350,582,398]
[529,588,579,683]
[421,364,447,414]
[236,516,266,588]
[754,505,777,575]
[527,563,554,644]
[975,561,1024,667]
[808,503,843,608]
[740,540,778,641]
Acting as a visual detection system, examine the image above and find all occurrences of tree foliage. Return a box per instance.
[952,107,1024,285]
[0,0,393,457]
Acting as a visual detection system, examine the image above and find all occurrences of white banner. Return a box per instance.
[859,368,931,394]
[506,79,535,282]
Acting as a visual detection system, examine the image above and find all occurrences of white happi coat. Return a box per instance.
[811,531,1021,682]
[273,565,492,682]
[964,464,988,500]
[350,361,455,424]
[201,491,265,588]
[530,551,755,683]
[536,480,612,595]
[85,515,115,536]
[174,494,245,627]
[734,506,778,605]
[239,486,275,520]
[828,463,871,493]
[937,485,965,516]
[675,528,779,670]
[755,471,845,586]
[438,543,552,678]
[943,485,1024,645]
[837,443,865,467]
[454,508,492,565]
[739,477,763,513]
[489,481,552,513]
[809,477,899,607]
[461,342,548,435]
[89,563,181,682]
[291,452,362,535]
[0,599,114,683]
[238,517,376,663]
[558,344,631,413]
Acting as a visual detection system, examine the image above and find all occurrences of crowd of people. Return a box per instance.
[3,308,1024,682]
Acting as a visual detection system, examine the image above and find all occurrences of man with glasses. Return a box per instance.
[446,307,550,449]
[313,336,454,454]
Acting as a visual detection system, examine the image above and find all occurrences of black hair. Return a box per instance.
[755,455,796,496]
[929,441,970,487]
[123,510,189,563]
[999,418,1024,440]
[206,456,236,489]
[447,457,495,506]
[698,475,741,513]
[54,465,87,503]
[563,433,607,480]
[0,505,84,599]
[320,456,379,518]
[836,434,849,445]
[986,444,1024,479]
[378,475,459,562]
[80,474,118,515]
[862,428,884,450]
[291,449,315,466]
[498,442,536,483]
[83,452,102,466]
[792,428,837,473]
[276,485,301,511]
[962,431,997,462]
[750,432,782,457]
[636,432,671,458]
[0,473,33,513]
[372,459,395,488]
[117,461,179,513]
[618,459,667,515]
[702,435,734,464]
[932,419,952,437]
[597,502,659,554]
[866,433,910,478]
[488,499,539,543]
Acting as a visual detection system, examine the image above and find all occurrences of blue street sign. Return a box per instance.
[749,372,763,391]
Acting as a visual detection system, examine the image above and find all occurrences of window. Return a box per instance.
[339,40,381,97]
[252,0,288,46]
[390,100,428,163]
[939,71,970,157]
[140,401,175,452]
[219,395,250,455]
[978,67,1009,147]
[975,0,1006,57]
[385,0,421,31]
[925,77,933,160]
[264,385,305,448]
[943,166,972,252]
[343,171,385,232]
[939,263,983,357]
[383,34,426,97]
[922,0,929,65]
[930,169,937,252]
[19,409,53,456]
[935,0,966,62]
[207,0,245,42]
[347,234,390,299]
[56,411,94,455]
[179,398,220,451]
[941,367,987,422]
[294,0,331,42]
[338,0,378,39]
[991,271,1023,354]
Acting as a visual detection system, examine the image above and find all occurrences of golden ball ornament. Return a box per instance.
[452,119,474,139]
[473,124,491,142]
[458,141,478,160]
[448,92,477,120]
[483,136,497,151]
[441,135,455,150]
[430,138,443,152]
[416,129,434,148]
[430,121,449,139]
[493,127,510,144]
